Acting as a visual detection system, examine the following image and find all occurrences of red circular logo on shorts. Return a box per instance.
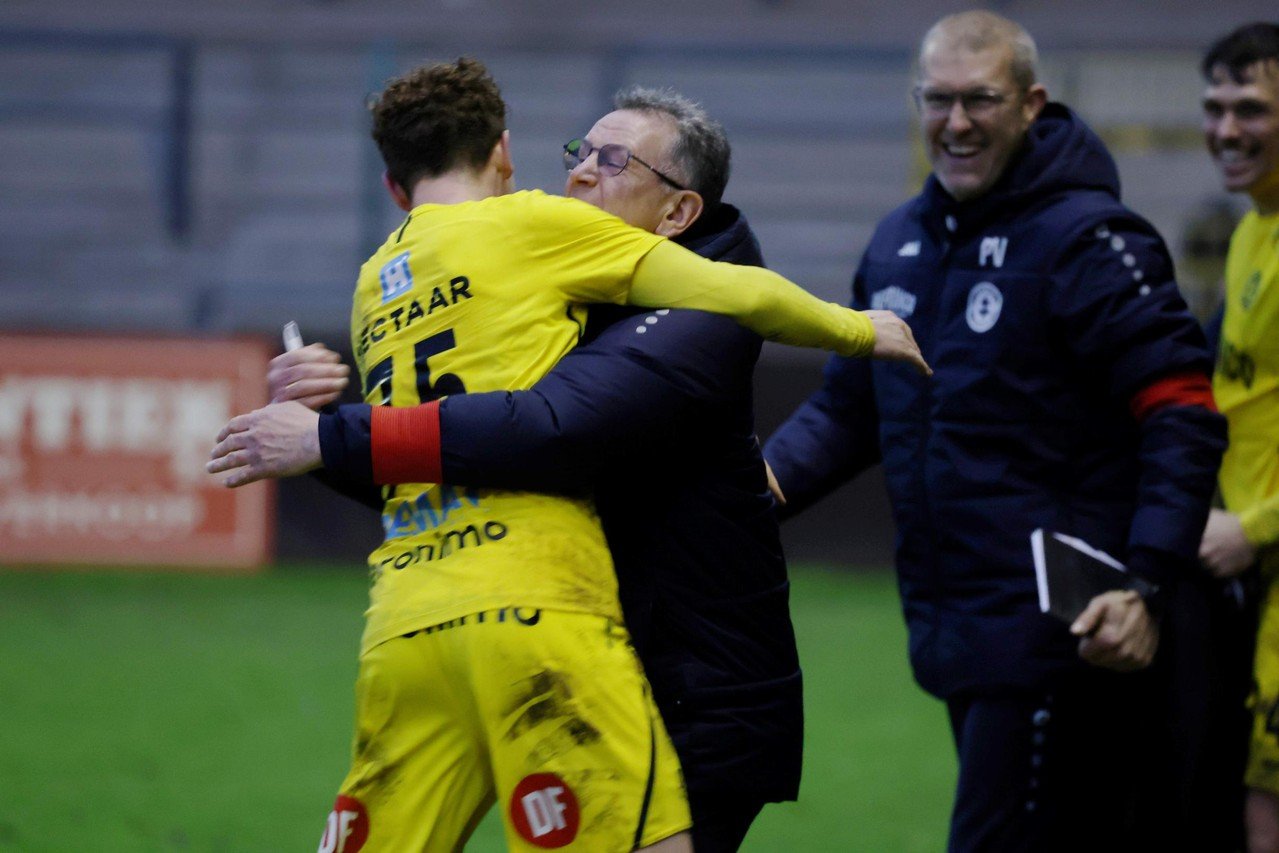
[508,773,581,848]
[317,795,370,853]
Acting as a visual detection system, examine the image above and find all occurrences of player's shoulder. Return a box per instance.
[486,188,549,210]
[490,191,642,256]
[500,189,623,225]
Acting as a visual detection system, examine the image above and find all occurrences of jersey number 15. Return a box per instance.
[363,328,467,405]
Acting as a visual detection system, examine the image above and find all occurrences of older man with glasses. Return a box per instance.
[563,138,690,190]
[242,86,810,852]
[766,10,1226,851]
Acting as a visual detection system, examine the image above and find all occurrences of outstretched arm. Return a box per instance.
[628,240,930,373]
[210,312,758,491]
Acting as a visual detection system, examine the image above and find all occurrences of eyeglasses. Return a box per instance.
[562,138,688,191]
[913,87,1011,118]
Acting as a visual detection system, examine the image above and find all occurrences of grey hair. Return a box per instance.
[612,85,731,209]
[920,10,1039,91]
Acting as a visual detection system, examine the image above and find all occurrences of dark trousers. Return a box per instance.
[945,575,1257,853]
[946,674,1155,853]
[1147,573,1256,852]
[688,790,764,853]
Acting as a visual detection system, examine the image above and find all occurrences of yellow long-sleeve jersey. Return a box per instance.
[351,190,874,652]
[1215,208,1279,572]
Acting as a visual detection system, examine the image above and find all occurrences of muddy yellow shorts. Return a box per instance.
[316,608,690,852]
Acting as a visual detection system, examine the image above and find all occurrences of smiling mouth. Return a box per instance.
[942,143,982,159]
[1215,147,1258,171]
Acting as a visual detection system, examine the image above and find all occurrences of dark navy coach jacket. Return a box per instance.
[766,104,1226,700]
[321,204,803,803]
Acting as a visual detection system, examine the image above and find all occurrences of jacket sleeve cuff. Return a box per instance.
[371,402,443,484]
[318,405,375,486]
[317,411,341,470]
[1125,545,1170,618]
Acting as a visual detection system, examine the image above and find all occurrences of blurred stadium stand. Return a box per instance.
[1,0,1269,565]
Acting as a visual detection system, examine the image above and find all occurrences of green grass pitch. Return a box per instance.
[0,564,954,851]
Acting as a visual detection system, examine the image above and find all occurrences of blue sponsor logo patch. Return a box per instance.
[380,252,413,303]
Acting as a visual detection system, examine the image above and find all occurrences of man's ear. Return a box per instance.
[493,129,514,182]
[1023,83,1049,123]
[382,171,413,212]
[655,190,705,239]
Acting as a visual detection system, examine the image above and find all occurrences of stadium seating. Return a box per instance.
[0,8,1240,342]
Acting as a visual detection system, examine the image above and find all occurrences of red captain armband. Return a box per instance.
[1128,371,1217,422]
[370,402,443,484]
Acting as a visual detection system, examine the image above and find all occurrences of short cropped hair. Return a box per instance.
[920,11,1039,92]
[613,86,731,210]
[1201,22,1279,84]
[369,57,506,191]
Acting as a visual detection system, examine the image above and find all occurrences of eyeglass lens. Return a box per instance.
[917,89,1006,116]
[563,139,631,175]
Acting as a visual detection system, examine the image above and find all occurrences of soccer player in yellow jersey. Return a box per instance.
[213,58,925,852]
[1200,23,1279,853]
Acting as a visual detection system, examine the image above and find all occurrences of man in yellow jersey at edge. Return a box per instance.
[1199,22,1279,853]
[215,58,926,852]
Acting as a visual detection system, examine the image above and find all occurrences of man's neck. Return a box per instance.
[408,170,499,208]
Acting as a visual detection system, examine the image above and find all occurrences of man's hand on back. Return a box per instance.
[268,343,351,409]
[207,401,323,487]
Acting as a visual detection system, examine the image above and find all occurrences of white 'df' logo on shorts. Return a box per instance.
[965,282,1003,333]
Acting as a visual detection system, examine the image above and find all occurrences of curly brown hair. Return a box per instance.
[370,57,507,192]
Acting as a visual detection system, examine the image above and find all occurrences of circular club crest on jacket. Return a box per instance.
[966,281,1003,333]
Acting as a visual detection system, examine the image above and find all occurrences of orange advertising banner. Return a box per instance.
[0,335,273,570]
